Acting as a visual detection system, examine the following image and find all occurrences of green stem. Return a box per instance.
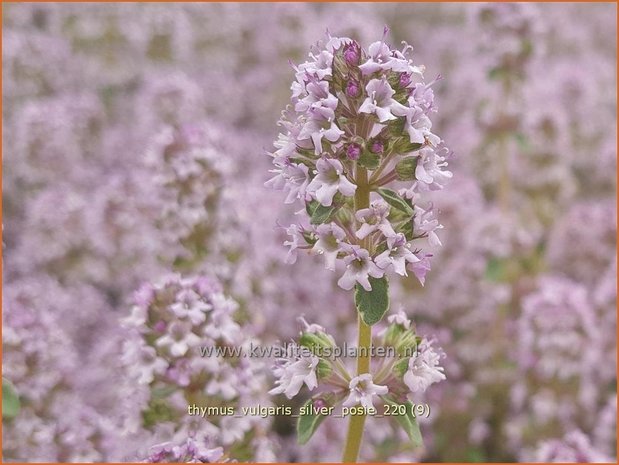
[342,316,372,462]
[342,166,372,463]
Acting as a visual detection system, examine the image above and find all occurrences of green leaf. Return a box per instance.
[395,157,418,181]
[310,203,337,225]
[383,397,423,448]
[358,151,381,170]
[398,218,415,241]
[297,397,330,445]
[354,276,389,326]
[2,378,20,419]
[377,188,414,216]
[305,199,319,217]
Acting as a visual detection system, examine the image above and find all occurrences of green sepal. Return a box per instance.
[393,357,410,378]
[315,360,333,379]
[302,230,317,246]
[299,331,335,353]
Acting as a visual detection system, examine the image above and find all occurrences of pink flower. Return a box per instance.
[269,345,319,399]
[409,253,433,286]
[338,245,384,291]
[375,233,420,276]
[359,78,407,123]
[306,158,356,206]
[355,199,395,240]
[403,339,446,393]
[343,374,388,409]
[311,223,347,271]
[155,321,201,357]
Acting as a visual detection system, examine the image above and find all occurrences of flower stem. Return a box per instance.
[342,316,372,463]
[342,166,372,463]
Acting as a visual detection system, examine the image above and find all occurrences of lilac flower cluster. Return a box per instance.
[267,31,451,290]
[122,274,274,460]
[270,313,445,420]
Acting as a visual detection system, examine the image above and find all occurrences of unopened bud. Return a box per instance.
[346,143,362,160]
[345,79,361,98]
[343,41,361,66]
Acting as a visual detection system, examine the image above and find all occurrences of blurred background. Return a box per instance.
[2,2,616,463]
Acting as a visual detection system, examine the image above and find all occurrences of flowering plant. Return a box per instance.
[267,30,451,461]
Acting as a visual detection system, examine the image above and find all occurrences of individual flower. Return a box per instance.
[265,162,310,204]
[122,343,168,385]
[359,78,406,123]
[387,310,412,330]
[355,199,395,240]
[408,253,433,286]
[298,112,344,156]
[311,223,347,271]
[403,339,446,393]
[375,233,420,276]
[170,288,210,325]
[392,105,440,146]
[337,245,384,291]
[269,345,320,399]
[155,321,201,357]
[306,158,356,206]
[414,147,453,189]
[343,373,389,409]
[283,223,306,264]
[413,204,444,247]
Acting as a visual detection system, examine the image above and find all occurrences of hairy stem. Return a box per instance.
[342,166,372,463]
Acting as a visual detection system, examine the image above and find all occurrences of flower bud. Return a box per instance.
[345,79,361,98]
[370,139,384,154]
[343,41,361,66]
[346,143,362,161]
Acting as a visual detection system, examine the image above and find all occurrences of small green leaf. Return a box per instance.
[354,276,389,326]
[297,397,330,445]
[383,397,423,448]
[377,188,414,216]
[398,141,423,154]
[358,151,380,170]
[2,378,20,419]
[398,218,415,241]
[395,157,418,181]
[310,203,337,225]
[305,199,319,217]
